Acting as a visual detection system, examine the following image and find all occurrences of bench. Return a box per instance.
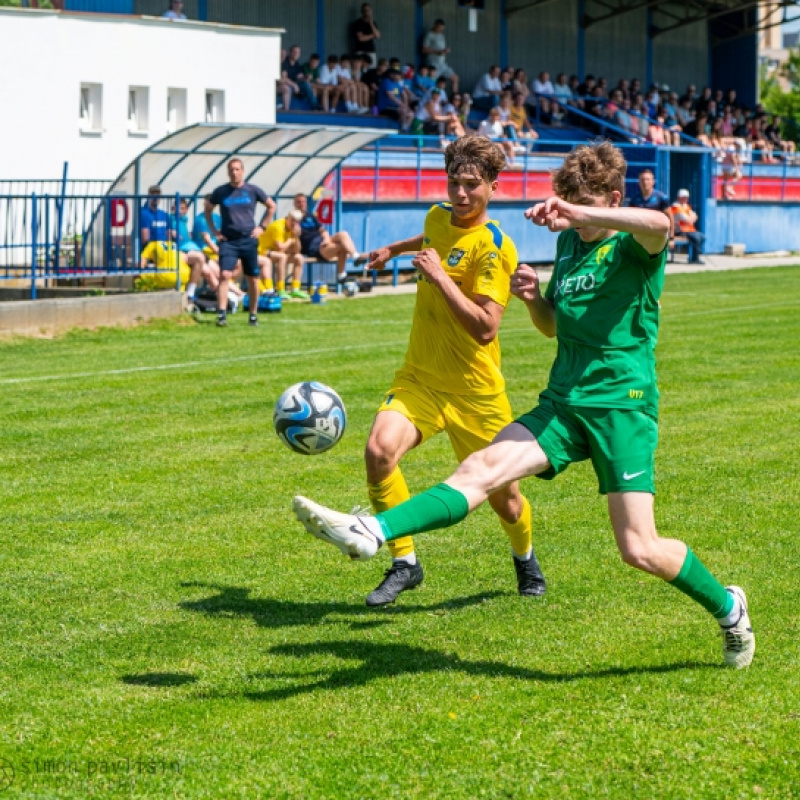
[304,255,418,292]
[668,236,690,263]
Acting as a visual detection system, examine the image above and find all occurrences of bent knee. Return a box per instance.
[364,436,400,475]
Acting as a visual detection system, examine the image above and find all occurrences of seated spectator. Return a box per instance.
[583,85,604,118]
[412,87,464,142]
[447,92,473,133]
[317,54,344,113]
[473,65,504,112]
[422,18,459,94]
[192,194,222,293]
[724,88,739,110]
[162,0,186,19]
[695,86,713,114]
[629,94,651,139]
[577,73,596,98]
[553,73,575,114]
[361,57,388,109]
[140,185,170,248]
[764,115,796,160]
[293,193,369,282]
[477,107,515,165]
[670,188,704,263]
[432,75,450,104]
[337,54,369,113]
[258,209,307,300]
[614,78,631,102]
[169,197,215,301]
[630,77,642,98]
[511,68,530,103]
[644,83,661,117]
[708,120,743,199]
[499,68,514,94]
[411,65,435,101]
[509,92,539,143]
[138,240,190,291]
[684,111,709,145]
[568,75,583,109]
[377,68,414,130]
[749,116,778,163]
[496,91,519,141]
[649,108,679,146]
[676,96,695,128]
[304,53,324,107]
[531,70,556,120]
[705,99,718,122]
[278,45,318,111]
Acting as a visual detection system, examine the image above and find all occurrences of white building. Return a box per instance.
[0,8,282,181]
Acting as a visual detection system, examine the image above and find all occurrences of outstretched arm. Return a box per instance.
[367,233,425,270]
[526,196,669,254]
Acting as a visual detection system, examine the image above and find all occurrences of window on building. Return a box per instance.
[128,86,150,135]
[79,82,103,134]
[167,88,187,134]
[205,90,225,123]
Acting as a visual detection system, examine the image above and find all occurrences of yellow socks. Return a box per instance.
[368,467,413,560]
[499,496,533,558]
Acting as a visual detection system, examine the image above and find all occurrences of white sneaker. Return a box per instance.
[293,495,384,561]
[720,586,755,668]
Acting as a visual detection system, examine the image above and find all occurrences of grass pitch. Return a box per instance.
[0,267,799,799]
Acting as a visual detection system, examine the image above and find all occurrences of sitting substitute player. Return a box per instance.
[293,141,754,669]
[351,134,546,606]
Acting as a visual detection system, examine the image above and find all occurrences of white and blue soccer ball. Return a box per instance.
[273,381,346,455]
[342,280,359,297]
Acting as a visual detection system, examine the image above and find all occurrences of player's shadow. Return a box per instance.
[246,640,716,702]
[121,672,197,688]
[179,582,505,631]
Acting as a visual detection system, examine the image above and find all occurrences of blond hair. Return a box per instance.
[444,135,507,183]
[552,141,627,202]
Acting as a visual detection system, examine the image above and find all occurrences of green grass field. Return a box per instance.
[1,266,799,799]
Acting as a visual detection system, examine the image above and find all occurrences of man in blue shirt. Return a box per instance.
[206,158,276,327]
[168,196,214,301]
[140,186,170,247]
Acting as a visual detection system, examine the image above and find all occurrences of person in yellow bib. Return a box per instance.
[138,240,191,291]
[354,134,546,606]
[257,209,307,300]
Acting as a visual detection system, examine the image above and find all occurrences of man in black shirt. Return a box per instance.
[278,45,317,111]
[352,3,380,69]
[206,158,275,327]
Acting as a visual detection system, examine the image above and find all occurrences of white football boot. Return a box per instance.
[293,496,384,561]
[720,586,755,669]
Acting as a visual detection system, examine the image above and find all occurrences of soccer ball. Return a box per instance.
[273,381,346,455]
[342,280,359,297]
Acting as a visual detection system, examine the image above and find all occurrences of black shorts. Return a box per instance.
[219,237,259,277]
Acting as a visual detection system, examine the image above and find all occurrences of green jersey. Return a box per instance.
[542,228,666,415]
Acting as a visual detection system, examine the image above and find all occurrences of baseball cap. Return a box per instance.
[677,188,690,198]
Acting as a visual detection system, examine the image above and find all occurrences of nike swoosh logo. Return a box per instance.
[623,470,646,481]
[350,519,383,548]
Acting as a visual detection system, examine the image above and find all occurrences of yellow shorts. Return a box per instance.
[377,368,513,462]
[149,262,191,290]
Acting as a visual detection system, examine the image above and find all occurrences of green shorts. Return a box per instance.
[515,397,658,495]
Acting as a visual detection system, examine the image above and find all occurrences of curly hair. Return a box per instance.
[444,135,507,183]
[552,140,627,202]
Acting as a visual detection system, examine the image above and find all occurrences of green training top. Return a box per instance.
[542,228,666,416]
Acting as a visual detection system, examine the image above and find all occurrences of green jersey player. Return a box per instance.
[293,141,755,669]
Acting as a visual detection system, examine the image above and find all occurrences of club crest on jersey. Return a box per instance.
[447,248,465,267]
[596,244,612,263]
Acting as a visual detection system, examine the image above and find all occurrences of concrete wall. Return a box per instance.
[0,8,281,182]
[0,291,184,338]
[705,201,800,254]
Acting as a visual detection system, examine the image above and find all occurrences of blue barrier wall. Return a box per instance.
[340,202,558,264]
[706,201,800,254]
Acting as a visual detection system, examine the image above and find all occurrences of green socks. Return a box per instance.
[669,547,734,619]
[376,483,470,541]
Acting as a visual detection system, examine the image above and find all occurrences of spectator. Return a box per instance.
[644,83,661,117]
[205,158,275,328]
[676,96,694,128]
[512,69,530,103]
[680,84,697,110]
[684,111,709,144]
[509,92,539,143]
[192,194,222,292]
[577,73,596,98]
[352,3,380,69]
[422,18,459,93]
[749,116,777,163]
[162,0,186,19]
[278,45,318,111]
[337,54,369,113]
[377,68,414,130]
[765,115,796,160]
[496,91,519,141]
[630,94,652,139]
[695,86,713,114]
[596,76,609,96]
[499,68,514,94]
[615,77,631,102]
[412,87,465,142]
[708,120,743,199]
[140,186,169,247]
[293,193,369,283]
[628,169,671,225]
[583,85,604,118]
[361,57,388,109]
[532,71,557,121]
[448,92,473,132]
[724,89,739,110]
[473,65,503,111]
[670,188,704,264]
[169,196,214,301]
[258,209,307,300]
[568,75,584,109]
[317,54,344,113]
[553,73,575,109]
[477,107,515,165]
[411,65,435,102]
[304,53,325,109]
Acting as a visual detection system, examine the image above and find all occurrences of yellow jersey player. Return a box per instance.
[359,134,546,606]
[138,240,191,291]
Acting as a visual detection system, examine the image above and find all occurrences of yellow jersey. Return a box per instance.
[258,218,295,255]
[140,241,186,269]
[402,203,517,395]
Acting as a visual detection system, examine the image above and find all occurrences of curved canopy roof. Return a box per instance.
[109,122,392,214]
